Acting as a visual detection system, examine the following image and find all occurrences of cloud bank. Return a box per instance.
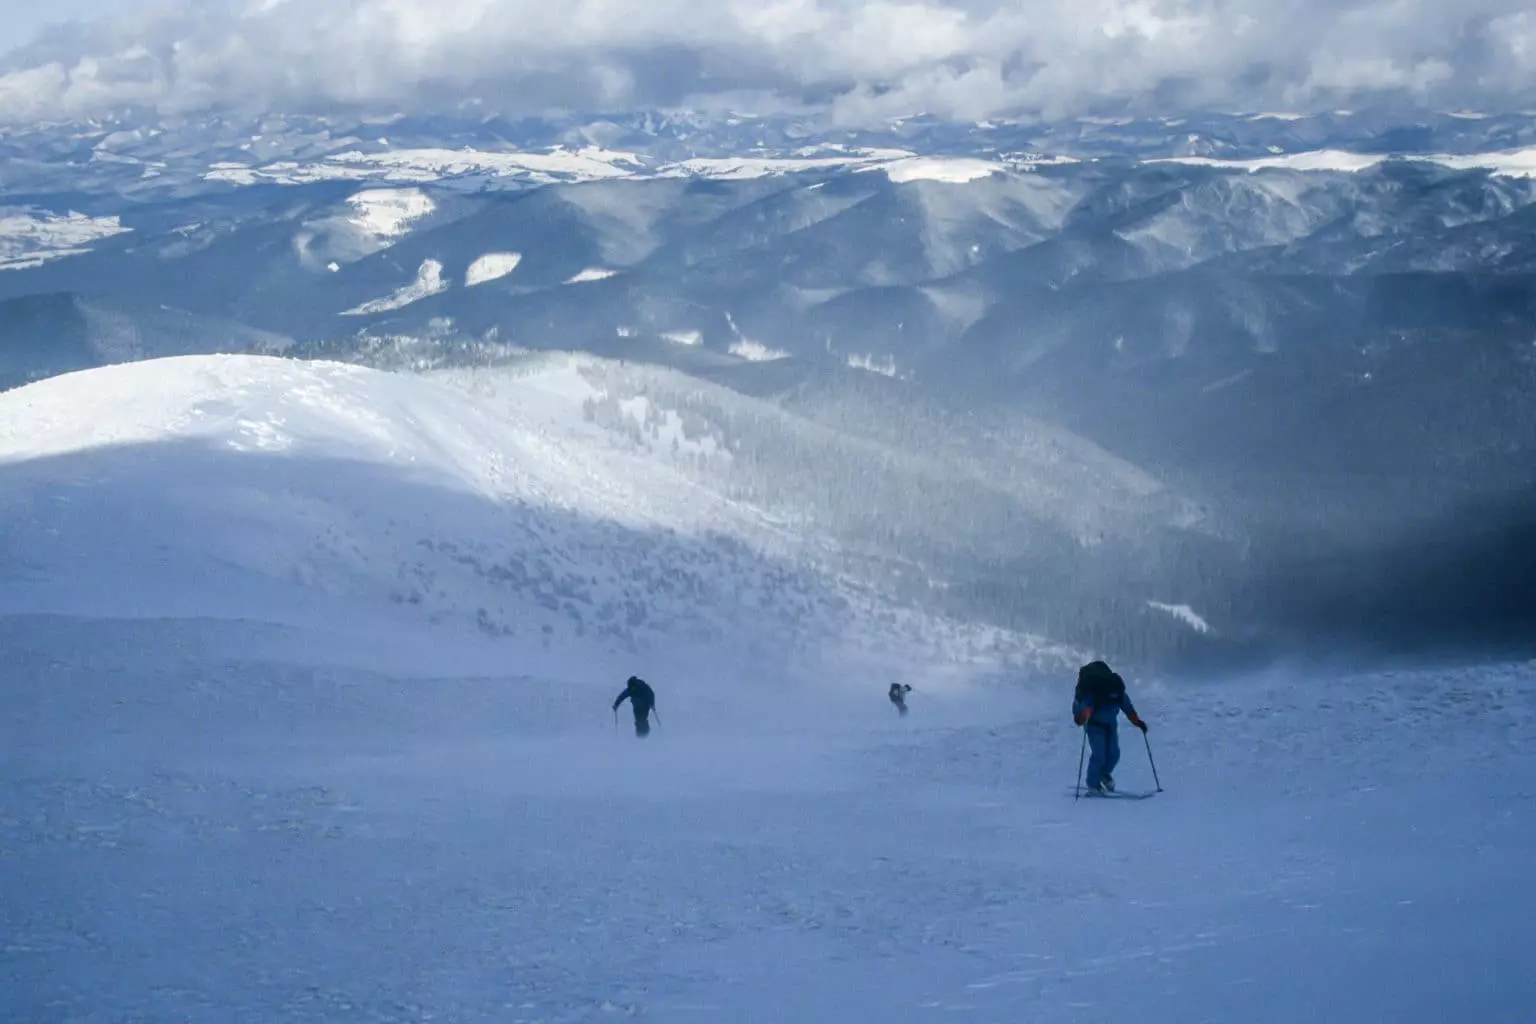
[1,0,1534,125]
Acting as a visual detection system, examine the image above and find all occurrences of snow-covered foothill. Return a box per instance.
[0,353,1061,684]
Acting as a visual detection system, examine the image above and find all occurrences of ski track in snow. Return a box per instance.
[2,614,1533,1023]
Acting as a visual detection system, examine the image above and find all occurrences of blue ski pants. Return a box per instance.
[1085,721,1120,787]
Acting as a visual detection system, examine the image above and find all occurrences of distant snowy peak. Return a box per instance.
[1152,145,1536,179]
[203,144,1027,189]
[207,145,646,187]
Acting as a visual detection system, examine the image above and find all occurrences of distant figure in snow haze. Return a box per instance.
[614,675,657,737]
[1072,660,1147,795]
[889,682,913,716]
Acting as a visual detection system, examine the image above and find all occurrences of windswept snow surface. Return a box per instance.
[0,354,1055,681]
[1,355,1533,1021]
[2,615,1533,1023]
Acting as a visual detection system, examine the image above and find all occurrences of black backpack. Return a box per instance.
[1075,660,1125,704]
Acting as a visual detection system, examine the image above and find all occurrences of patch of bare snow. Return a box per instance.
[566,268,618,284]
[729,340,789,362]
[465,252,522,286]
[346,188,435,238]
[0,208,131,270]
[342,259,448,315]
[877,157,1003,184]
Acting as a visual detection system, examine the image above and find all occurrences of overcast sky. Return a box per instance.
[0,0,1532,125]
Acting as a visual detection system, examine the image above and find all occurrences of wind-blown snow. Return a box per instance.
[342,258,448,314]
[465,252,522,286]
[1,353,1533,1022]
[0,353,1059,680]
[2,615,1532,1022]
[1147,601,1213,633]
[846,352,903,377]
[0,207,131,269]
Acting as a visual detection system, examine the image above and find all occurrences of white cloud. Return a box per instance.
[0,0,1533,125]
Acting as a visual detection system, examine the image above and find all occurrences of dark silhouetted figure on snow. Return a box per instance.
[889,682,913,716]
[1072,660,1147,795]
[614,676,657,737]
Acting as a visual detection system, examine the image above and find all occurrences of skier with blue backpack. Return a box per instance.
[1073,660,1148,796]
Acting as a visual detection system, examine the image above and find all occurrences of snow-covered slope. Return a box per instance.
[0,354,1068,683]
[4,609,1533,1023]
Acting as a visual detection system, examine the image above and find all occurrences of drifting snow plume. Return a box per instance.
[846,352,903,377]
[1148,601,1213,633]
[343,259,448,314]
[465,252,522,286]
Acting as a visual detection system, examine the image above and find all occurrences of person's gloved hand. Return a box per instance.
[1074,706,1093,726]
[1129,714,1148,733]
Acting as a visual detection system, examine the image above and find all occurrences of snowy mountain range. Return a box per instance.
[4,107,1535,669]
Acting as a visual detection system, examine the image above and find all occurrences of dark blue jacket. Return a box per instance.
[614,677,655,714]
[1072,661,1141,728]
[1074,688,1138,727]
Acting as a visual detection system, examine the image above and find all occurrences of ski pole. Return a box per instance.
[1074,725,1088,801]
[1142,730,1162,792]
[652,708,662,730]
